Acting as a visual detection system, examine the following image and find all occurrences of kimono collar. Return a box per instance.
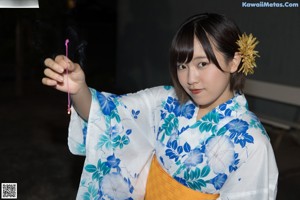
[187,91,249,120]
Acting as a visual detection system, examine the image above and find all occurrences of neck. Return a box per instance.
[196,91,234,120]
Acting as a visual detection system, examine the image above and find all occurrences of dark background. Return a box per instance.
[0,0,299,199]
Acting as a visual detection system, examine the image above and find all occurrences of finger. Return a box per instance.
[55,55,71,69]
[63,57,80,72]
[44,68,64,83]
[56,55,77,72]
[44,58,65,73]
[42,78,67,93]
[42,77,58,86]
[54,55,66,62]
[68,62,80,72]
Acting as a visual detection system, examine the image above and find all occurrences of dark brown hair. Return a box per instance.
[170,13,245,103]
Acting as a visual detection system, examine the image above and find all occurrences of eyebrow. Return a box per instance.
[193,56,208,60]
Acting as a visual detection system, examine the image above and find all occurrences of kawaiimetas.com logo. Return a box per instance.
[242,1,299,7]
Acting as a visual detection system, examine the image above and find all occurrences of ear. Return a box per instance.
[229,52,241,73]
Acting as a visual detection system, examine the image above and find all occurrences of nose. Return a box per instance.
[187,67,200,85]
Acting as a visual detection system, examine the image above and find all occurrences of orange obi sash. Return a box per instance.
[145,156,220,200]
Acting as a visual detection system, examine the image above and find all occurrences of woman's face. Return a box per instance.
[177,37,237,112]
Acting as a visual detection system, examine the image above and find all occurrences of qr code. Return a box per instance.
[1,183,17,199]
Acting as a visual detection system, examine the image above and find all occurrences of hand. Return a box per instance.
[42,55,86,95]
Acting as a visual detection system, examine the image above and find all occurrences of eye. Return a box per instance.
[177,64,188,70]
[197,62,208,68]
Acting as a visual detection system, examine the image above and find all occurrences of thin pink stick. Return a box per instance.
[65,39,71,114]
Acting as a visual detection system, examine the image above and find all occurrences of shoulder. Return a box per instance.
[236,110,271,151]
[90,85,176,101]
[122,85,176,100]
[227,93,270,141]
[218,104,270,151]
[111,85,177,111]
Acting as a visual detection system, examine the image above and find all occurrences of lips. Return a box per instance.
[189,89,202,94]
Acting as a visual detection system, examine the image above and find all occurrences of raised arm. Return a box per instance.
[42,55,91,120]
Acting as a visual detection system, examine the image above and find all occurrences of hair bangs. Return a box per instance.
[194,25,221,69]
[171,23,195,67]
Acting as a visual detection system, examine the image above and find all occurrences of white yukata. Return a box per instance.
[68,86,278,200]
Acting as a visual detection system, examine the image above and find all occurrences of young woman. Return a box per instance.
[42,13,278,200]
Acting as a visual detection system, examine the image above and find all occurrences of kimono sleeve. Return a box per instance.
[218,129,278,200]
[67,86,168,155]
[67,86,172,199]
[67,88,99,156]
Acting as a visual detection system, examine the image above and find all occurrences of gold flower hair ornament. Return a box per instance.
[236,33,260,76]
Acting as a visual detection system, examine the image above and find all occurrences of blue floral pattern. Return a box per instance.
[68,86,277,199]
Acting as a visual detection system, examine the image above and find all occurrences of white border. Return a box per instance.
[1,183,17,199]
[0,0,39,8]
